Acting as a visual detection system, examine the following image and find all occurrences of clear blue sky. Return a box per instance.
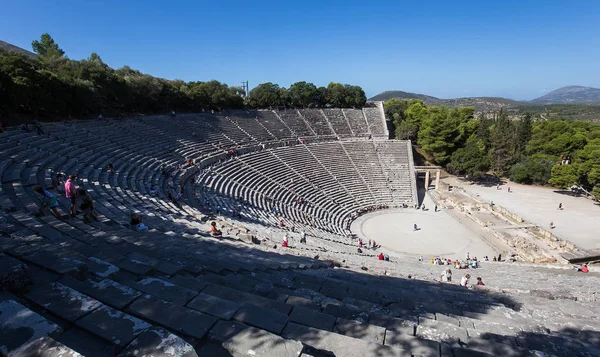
[2,0,599,100]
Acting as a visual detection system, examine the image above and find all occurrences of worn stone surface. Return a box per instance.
[55,327,118,357]
[289,305,336,331]
[416,318,469,343]
[86,257,120,278]
[59,276,141,310]
[0,300,60,357]
[369,314,416,335]
[21,251,88,279]
[135,277,198,305]
[466,337,536,357]
[186,292,240,320]
[117,328,198,357]
[128,295,217,340]
[286,295,320,310]
[383,331,440,357]
[233,303,289,334]
[333,317,385,344]
[209,320,303,357]
[282,322,410,357]
[25,282,102,322]
[202,283,292,315]
[15,336,83,357]
[0,253,32,293]
[75,305,151,347]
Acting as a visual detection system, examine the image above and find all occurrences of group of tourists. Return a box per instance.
[440,268,485,287]
[33,174,98,224]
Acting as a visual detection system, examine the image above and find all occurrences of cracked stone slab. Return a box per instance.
[0,300,61,357]
[25,282,102,322]
[75,305,151,347]
[209,320,303,357]
[117,327,198,357]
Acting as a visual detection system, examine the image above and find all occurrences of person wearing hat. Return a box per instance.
[64,174,78,217]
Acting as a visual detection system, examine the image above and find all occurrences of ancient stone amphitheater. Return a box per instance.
[1,106,599,357]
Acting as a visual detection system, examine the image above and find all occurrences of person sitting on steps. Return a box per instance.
[131,212,149,232]
[210,221,222,237]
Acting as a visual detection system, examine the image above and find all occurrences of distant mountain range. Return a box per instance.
[0,40,35,57]
[370,86,600,111]
[531,86,600,104]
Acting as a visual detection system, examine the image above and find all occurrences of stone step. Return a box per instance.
[208,320,303,357]
[282,322,408,357]
[25,282,102,322]
[12,336,83,357]
[117,327,198,357]
[75,304,152,347]
[128,294,217,340]
[133,277,198,306]
[0,300,62,357]
[58,275,142,310]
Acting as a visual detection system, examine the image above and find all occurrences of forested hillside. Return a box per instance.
[0,34,366,122]
[384,98,600,199]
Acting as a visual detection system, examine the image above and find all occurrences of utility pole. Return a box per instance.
[241,81,249,97]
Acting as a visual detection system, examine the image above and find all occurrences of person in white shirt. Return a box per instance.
[440,268,452,282]
[460,274,471,287]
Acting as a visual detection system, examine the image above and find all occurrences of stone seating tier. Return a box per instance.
[1,113,598,357]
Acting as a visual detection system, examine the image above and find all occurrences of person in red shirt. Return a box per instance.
[577,264,589,273]
[378,253,384,260]
[476,277,485,286]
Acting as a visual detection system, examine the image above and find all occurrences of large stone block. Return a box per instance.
[25,282,102,322]
[59,276,141,309]
[117,328,198,357]
[0,300,61,357]
[128,295,217,340]
[209,320,303,357]
[282,322,409,357]
[14,337,83,357]
[0,253,32,293]
[75,305,151,347]
[289,305,336,331]
[135,277,198,305]
[233,304,289,334]
[187,292,240,320]
[202,283,292,315]
[383,332,440,357]
[333,317,385,344]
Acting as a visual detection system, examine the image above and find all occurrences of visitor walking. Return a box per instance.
[64,175,78,217]
[33,185,61,219]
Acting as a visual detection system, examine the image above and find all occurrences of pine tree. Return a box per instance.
[490,109,515,175]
